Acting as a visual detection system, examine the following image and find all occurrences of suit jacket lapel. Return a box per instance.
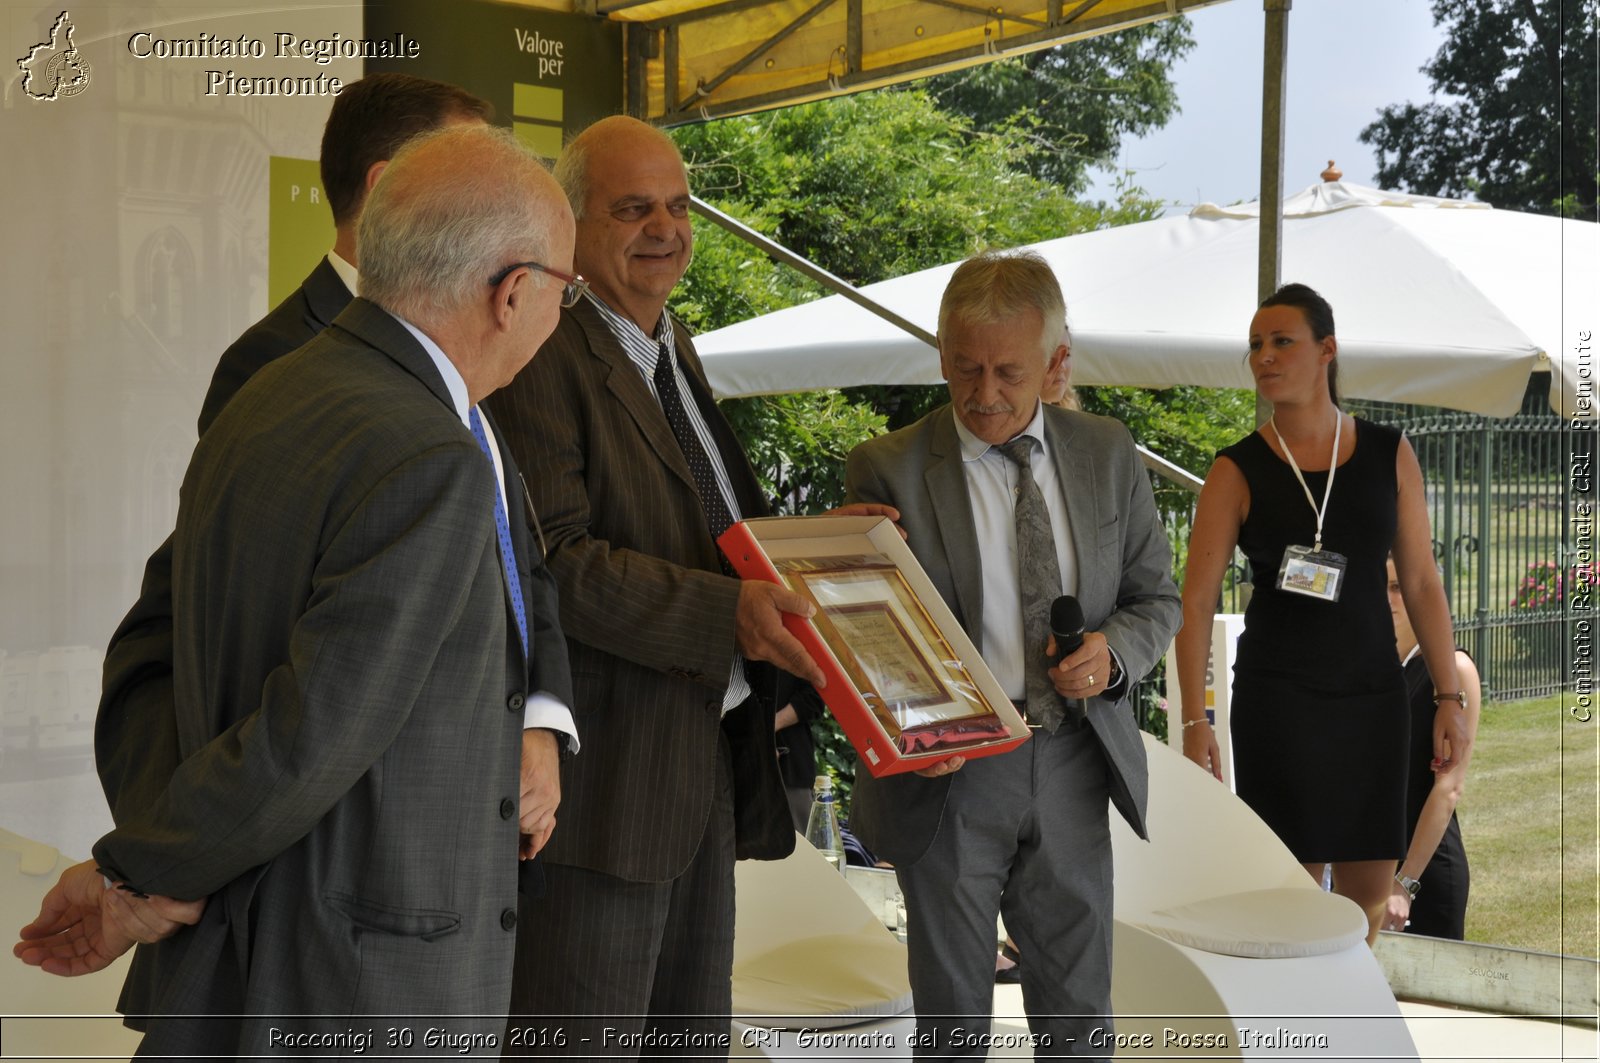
[304,256,353,330]
[1045,410,1109,617]
[569,301,702,499]
[925,410,984,648]
[332,298,531,667]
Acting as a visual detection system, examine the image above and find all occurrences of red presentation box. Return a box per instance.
[719,515,1029,777]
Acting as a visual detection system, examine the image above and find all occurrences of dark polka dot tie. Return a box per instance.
[654,341,736,543]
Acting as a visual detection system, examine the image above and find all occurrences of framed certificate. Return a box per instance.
[777,556,1003,747]
[719,515,1029,775]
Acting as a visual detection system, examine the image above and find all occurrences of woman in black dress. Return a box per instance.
[1382,557,1480,938]
[1174,283,1470,944]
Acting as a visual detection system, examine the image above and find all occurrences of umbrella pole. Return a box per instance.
[689,196,938,348]
[1256,0,1291,426]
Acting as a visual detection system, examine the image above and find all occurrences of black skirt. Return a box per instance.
[1230,670,1409,863]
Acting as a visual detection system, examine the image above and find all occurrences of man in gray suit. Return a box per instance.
[845,250,1181,1058]
[14,125,576,1057]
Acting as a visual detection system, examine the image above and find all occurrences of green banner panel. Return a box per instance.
[363,1,623,152]
[268,156,335,308]
[514,83,564,124]
[514,120,565,161]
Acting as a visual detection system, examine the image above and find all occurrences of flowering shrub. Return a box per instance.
[1512,559,1599,609]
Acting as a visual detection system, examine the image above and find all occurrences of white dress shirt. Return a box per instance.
[952,403,1080,702]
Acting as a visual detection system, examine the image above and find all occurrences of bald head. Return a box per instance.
[554,116,692,331]
[358,125,568,324]
[554,116,685,221]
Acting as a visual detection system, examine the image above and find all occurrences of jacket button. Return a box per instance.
[507,692,526,712]
[500,908,518,931]
[500,798,516,820]
[706,700,720,713]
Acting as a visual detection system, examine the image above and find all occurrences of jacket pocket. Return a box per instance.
[324,892,461,942]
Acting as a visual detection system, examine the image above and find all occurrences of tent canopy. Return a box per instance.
[695,181,1599,418]
[507,0,1230,122]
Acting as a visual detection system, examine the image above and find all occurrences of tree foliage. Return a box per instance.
[674,88,1139,313]
[673,88,1175,512]
[926,20,1196,194]
[1360,0,1599,220]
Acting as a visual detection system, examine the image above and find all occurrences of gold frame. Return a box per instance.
[779,557,998,740]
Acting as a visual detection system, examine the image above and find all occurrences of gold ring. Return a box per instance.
[1087,674,1095,685]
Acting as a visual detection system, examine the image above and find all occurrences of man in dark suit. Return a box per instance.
[845,251,1182,1059]
[15,125,576,1055]
[196,72,492,435]
[488,116,878,1052]
[98,74,519,834]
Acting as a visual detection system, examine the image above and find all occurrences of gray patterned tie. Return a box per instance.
[998,436,1065,733]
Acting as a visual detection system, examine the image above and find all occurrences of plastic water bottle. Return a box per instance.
[804,774,845,873]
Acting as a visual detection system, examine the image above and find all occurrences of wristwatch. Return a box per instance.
[1395,872,1422,899]
[1432,689,1467,707]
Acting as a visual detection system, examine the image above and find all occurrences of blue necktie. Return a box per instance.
[469,407,528,657]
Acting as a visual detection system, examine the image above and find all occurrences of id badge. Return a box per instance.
[1276,545,1347,603]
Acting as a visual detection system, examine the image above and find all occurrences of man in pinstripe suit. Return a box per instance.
[488,117,881,1053]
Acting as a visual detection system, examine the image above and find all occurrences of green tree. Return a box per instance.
[925,20,1196,195]
[675,88,1125,303]
[673,87,1166,515]
[1360,0,1598,220]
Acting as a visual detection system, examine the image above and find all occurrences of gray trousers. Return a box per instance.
[898,720,1115,1061]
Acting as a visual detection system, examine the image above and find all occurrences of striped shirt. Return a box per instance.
[586,293,752,713]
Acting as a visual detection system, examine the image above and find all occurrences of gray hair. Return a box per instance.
[358,125,555,322]
[554,116,685,221]
[937,249,1068,360]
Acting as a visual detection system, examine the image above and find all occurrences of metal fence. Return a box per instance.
[1351,384,1576,701]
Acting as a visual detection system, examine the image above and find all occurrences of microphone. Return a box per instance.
[1050,595,1085,665]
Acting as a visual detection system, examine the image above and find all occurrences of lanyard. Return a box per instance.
[1269,413,1341,552]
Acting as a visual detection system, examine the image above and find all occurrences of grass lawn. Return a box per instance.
[1458,692,1598,957]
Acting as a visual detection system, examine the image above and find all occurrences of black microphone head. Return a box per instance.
[1050,595,1084,637]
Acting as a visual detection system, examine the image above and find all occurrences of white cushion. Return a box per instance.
[1126,887,1369,958]
[734,932,915,1029]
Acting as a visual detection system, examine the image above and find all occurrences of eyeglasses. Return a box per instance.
[488,261,590,308]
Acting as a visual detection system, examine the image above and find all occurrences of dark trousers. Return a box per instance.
[507,742,736,1059]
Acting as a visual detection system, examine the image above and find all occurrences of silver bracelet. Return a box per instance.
[1181,717,1210,731]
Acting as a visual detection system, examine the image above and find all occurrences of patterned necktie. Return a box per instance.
[654,341,736,541]
[997,436,1065,733]
[468,407,528,657]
